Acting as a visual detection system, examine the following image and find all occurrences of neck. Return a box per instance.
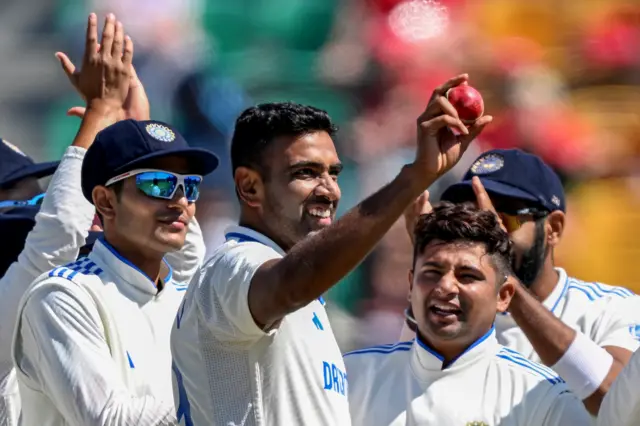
[527,257,559,302]
[102,233,165,286]
[238,211,294,252]
[417,327,492,367]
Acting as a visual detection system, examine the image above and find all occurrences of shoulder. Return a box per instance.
[564,276,635,305]
[197,240,282,287]
[343,341,413,379]
[494,346,566,387]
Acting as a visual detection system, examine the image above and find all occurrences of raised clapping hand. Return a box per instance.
[54,13,139,120]
[413,74,493,181]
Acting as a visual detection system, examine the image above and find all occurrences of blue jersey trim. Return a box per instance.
[497,347,564,385]
[343,341,413,357]
[48,257,103,280]
[415,325,496,366]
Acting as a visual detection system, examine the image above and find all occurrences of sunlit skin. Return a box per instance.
[236,131,343,251]
[92,155,196,281]
[409,240,514,364]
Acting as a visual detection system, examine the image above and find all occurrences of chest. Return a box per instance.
[353,362,534,426]
[95,282,184,396]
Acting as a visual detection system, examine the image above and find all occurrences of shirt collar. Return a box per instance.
[542,267,569,312]
[224,225,286,256]
[89,238,173,296]
[410,326,498,379]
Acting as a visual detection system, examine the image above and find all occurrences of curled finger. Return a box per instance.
[458,115,493,152]
[431,74,469,99]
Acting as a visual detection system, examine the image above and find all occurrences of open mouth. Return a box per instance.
[429,303,462,318]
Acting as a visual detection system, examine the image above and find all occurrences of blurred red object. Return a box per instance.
[582,7,640,69]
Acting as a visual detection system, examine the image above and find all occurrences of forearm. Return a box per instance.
[255,165,430,321]
[509,285,615,413]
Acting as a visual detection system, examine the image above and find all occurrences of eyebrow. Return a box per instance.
[420,261,482,274]
[289,161,343,174]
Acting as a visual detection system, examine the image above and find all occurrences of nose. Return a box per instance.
[314,173,340,202]
[436,271,460,297]
[171,185,190,208]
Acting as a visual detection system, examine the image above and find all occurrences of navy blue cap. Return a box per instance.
[0,206,102,276]
[0,139,58,188]
[441,149,565,212]
[81,119,219,203]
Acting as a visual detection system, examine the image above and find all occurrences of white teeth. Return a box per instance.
[308,208,331,218]
[433,304,459,313]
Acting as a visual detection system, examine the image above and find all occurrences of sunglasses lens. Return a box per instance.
[136,172,178,199]
[183,176,202,202]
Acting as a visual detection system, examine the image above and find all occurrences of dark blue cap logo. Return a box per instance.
[145,123,175,143]
[470,153,504,175]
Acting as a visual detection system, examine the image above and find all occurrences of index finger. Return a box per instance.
[431,74,469,99]
[84,13,98,60]
[471,176,497,214]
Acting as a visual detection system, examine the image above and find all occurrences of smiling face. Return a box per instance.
[410,241,510,345]
[236,130,342,250]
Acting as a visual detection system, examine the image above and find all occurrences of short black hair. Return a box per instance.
[230,102,337,177]
[413,202,514,282]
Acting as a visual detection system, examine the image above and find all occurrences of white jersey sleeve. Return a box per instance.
[0,146,95,425]
[589,295,640,352]
[13,281,175,426]
[542,390,594,426]
[196,242,282,343]
[597,348,640,426]
[164,217,205,285]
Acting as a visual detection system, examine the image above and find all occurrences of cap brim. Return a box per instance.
[441,179,541,205]
[115,148,219,176]
[1,161,59,187]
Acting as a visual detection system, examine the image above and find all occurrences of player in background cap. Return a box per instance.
[170,74,491,426]
[402,148,640,417]
[346,203,591,426]
[12,14,217,426]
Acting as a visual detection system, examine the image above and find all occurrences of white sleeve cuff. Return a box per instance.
[551,331,613,399]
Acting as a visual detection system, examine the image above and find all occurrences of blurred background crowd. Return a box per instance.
[2,0,640,351]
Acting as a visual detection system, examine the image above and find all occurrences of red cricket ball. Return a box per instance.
[446,85,484,124]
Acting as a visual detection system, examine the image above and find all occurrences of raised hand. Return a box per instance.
[414,74,493,181]
[55,13,132,116]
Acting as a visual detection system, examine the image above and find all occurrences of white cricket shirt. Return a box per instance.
[597,347,640,426]
[12,238,190,426]
[345,327,593,426]
[170,226,351,426]
[496,268,640,362]
[0,147,95,426]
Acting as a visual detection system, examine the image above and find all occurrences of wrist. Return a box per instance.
[86,99,125,121]
[401,163,438,196]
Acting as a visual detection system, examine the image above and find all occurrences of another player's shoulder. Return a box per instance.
[343,340,413,376]
[494,345,566,388]
[563,275,635,305]
[202,239,281,273]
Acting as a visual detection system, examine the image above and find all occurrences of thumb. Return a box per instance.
[66,106,86,118]
[55,52,76,79]
[415,190,432,215]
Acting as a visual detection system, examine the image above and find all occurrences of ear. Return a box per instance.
[234,166,264,208]
[546,210,565,248]
[496,275,516,313]
[92,186,117,222]
[407,269,414,303]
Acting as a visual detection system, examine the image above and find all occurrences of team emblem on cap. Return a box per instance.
[551,195,561,207]
[2,139,26,156]
[145,123,175,142]
[471,153,504,175]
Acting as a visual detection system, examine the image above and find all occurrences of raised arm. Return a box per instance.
[247,75,493,330]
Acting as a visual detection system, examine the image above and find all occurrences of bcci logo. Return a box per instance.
[471,154,504,175]
[145,123,175,142]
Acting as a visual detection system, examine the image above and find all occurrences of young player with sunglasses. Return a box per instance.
[401,148,640,418]
[10,13,218,425]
